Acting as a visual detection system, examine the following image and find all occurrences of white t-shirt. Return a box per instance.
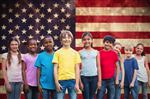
[2,53,23,82]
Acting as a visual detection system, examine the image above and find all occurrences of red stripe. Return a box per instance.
[75,47,150,54]
[76,16,150,23]
[76,0,150,7]
[0,79,4,86]
[76,32,150,39]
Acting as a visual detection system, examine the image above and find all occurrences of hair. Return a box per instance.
[60,30,73,41]
[114,42,122,47]
[26,38,37,46]
[81,32,93,40]
[103,35,115,44]
[43,35,54,44]
[7,37,22,65]
[124,44,133,51]
[136,43,145,56]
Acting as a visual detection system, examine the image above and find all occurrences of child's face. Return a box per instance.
[10,40,19,52]
[124,47,133,58]
[135,45,143,55]
[114,44,122,52]
[44,37,54,51]
[103,40,113,50]
[82,35,92,48]
[61,34,72,47]
[28,40,37,53]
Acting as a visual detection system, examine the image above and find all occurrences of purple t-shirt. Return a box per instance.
[23,53,38,86]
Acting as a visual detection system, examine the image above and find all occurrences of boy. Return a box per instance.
[124,45,139,99]
[52,30,81,99]
[97,35,119,99]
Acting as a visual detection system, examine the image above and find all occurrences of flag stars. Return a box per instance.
[65,13,71,18]
[54,35,58,40]
[40,45,45,50]
[8,8,13,13]
[22,8,27,13]
[35,29,40,34]
[22,29,27,34]
[8,18,13,23]
[53,3,59,8]
[2,25,6,30]
[35,18,40,23]
[53,25,58,30]
[35,8,40,13]
[40,13,45,18]
[15,13,20,18]
[15,25,20,30]
[47,18,52,23]
[8,29,13,34]
[40,35,45,40]
[2,46,6,50]
[65,25,70,30]
[40,25,45,30]
[28,35,33,39]
[47,29,52,34]
[2,14,6,18]
[22,40,26,43]
[29,13,33,18]
[28,3,33,8]
[47,8,52,13]
[61,18,66,23]
[15,35,20,39]
[28,25,34,30]
[54,45,59,50]
[40,3,45,8]
[1,35,6,40]
[2,4,6,8]
[15,3,20,8]
[53,13,59,18]
[21,18,27,23]
[65,3,71,8]
[61,8,65,13]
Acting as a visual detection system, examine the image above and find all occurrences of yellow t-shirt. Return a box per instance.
[52,48,81,80]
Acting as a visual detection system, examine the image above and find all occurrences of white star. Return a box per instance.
[15,3,20,8]
[21,18,27,23]
[40,45,45,50]
[8,8,13,13]
[28,25,34,30]
[22,39,27,43]
[8,18,13,23]
[36,40,40,43]
[40,13,45,18]
[1,35,6,40]
[53,13,59,18]
[29,13,33,18]
[66,13,71,18]
[40,25,45,30]
[28,3,33,8]
[2,25,6,30]
[8,29,13,34]
[15,13,20,18]
[65,3,71,8]
[53,25,58,30]
[47,8,52,13]
[1,14,6,18]
[15,35,20,39]
[54,45,59,50]
[54,35,58,40]
[40,3,45,8]
[22,29,27,34]
[15,25,20,30]
[61,18,66,23]
[2,46,6,50]
[47,18,52,23]
[61,8,65,13]
[35,8,40,13]
[40,35,45,40]
[2,4,6,8]
[65,25,70,30]
[35,29,40,34]
[28,35,33,39]
[53,3,59,8]
[22,8,27,13]
[47,29,52,34]
[35,18,40,23]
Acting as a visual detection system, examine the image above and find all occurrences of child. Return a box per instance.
[79,32,101,99]
[97,35,119,99]
[34,36,56,99]
[52,30,81,99]
[2,37,23,99]
[135,43,150,99]
[22,38,39,99]
[124,45,139,99]
[113,42,125,99]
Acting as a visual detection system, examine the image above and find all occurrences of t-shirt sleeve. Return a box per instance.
[34,54,41,68]
[133,58,139,70]
[114,51,118,63]
[52,51,59,64]
[75,52,81,64]
[1,53,7,60]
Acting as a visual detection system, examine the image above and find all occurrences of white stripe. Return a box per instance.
[76,7,150,16]
[76,23,150,32]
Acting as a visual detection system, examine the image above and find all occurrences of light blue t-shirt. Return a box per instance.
[80,49,98,76]
[35,51,55,90]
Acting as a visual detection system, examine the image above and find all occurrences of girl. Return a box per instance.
[135,43,150,99]
[2,37,23,99]
[79,32,101,99]
[22,38,39,99]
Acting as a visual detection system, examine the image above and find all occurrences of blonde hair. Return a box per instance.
[60,30,73,41]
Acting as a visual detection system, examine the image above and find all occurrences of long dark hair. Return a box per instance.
[81,32,93,47]
[136,43,145,56]
[7,37,22,65]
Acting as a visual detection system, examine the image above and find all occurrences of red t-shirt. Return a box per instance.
[100,49,118,79]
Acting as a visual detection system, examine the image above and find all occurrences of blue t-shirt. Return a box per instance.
[35,51,55,90]
[124,57,139,86]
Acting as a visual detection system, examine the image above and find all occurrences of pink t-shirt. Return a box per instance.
[100,49,118,79]
[23,53,38,86]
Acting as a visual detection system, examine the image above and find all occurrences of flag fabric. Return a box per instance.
[0,0,150,97]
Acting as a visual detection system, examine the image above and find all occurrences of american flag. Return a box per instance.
[0,0,150,98]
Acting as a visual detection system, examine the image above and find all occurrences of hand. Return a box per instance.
[79,81,84,91]
[55,83,62,92]
[5,83,12,93]
[97,81,101,90]
[115,80,119,85]
[130,82,134,88]
[147,80,150,87]
[23,84,29,93]
[38,85,43,94]
[75,84,81,93]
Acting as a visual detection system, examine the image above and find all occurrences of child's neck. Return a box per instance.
[84,46,92,50]
[29,52,37,56]
[62,45,71,49]
[11,51,18,55]
[46,49,53,54]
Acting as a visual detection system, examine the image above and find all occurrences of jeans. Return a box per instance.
[97,77,115,99]
[124,84,139,99]
[42,89,57,99]
[57,79,76,99]
[81,76,98,99]
[138,81,148,99]
[24,86,39,99]
[7,82,22,99]
[114,80,121,99]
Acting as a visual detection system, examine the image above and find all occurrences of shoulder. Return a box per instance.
[1,53,8,59]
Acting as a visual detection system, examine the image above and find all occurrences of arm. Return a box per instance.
[96,52,101,89]
[144,57,150,86]
[120,57,125,88]
[130,69,137,88]
[75,63,81,93]
[2,58,12,92]
[115,62,120,85]
[37,68,42,94]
